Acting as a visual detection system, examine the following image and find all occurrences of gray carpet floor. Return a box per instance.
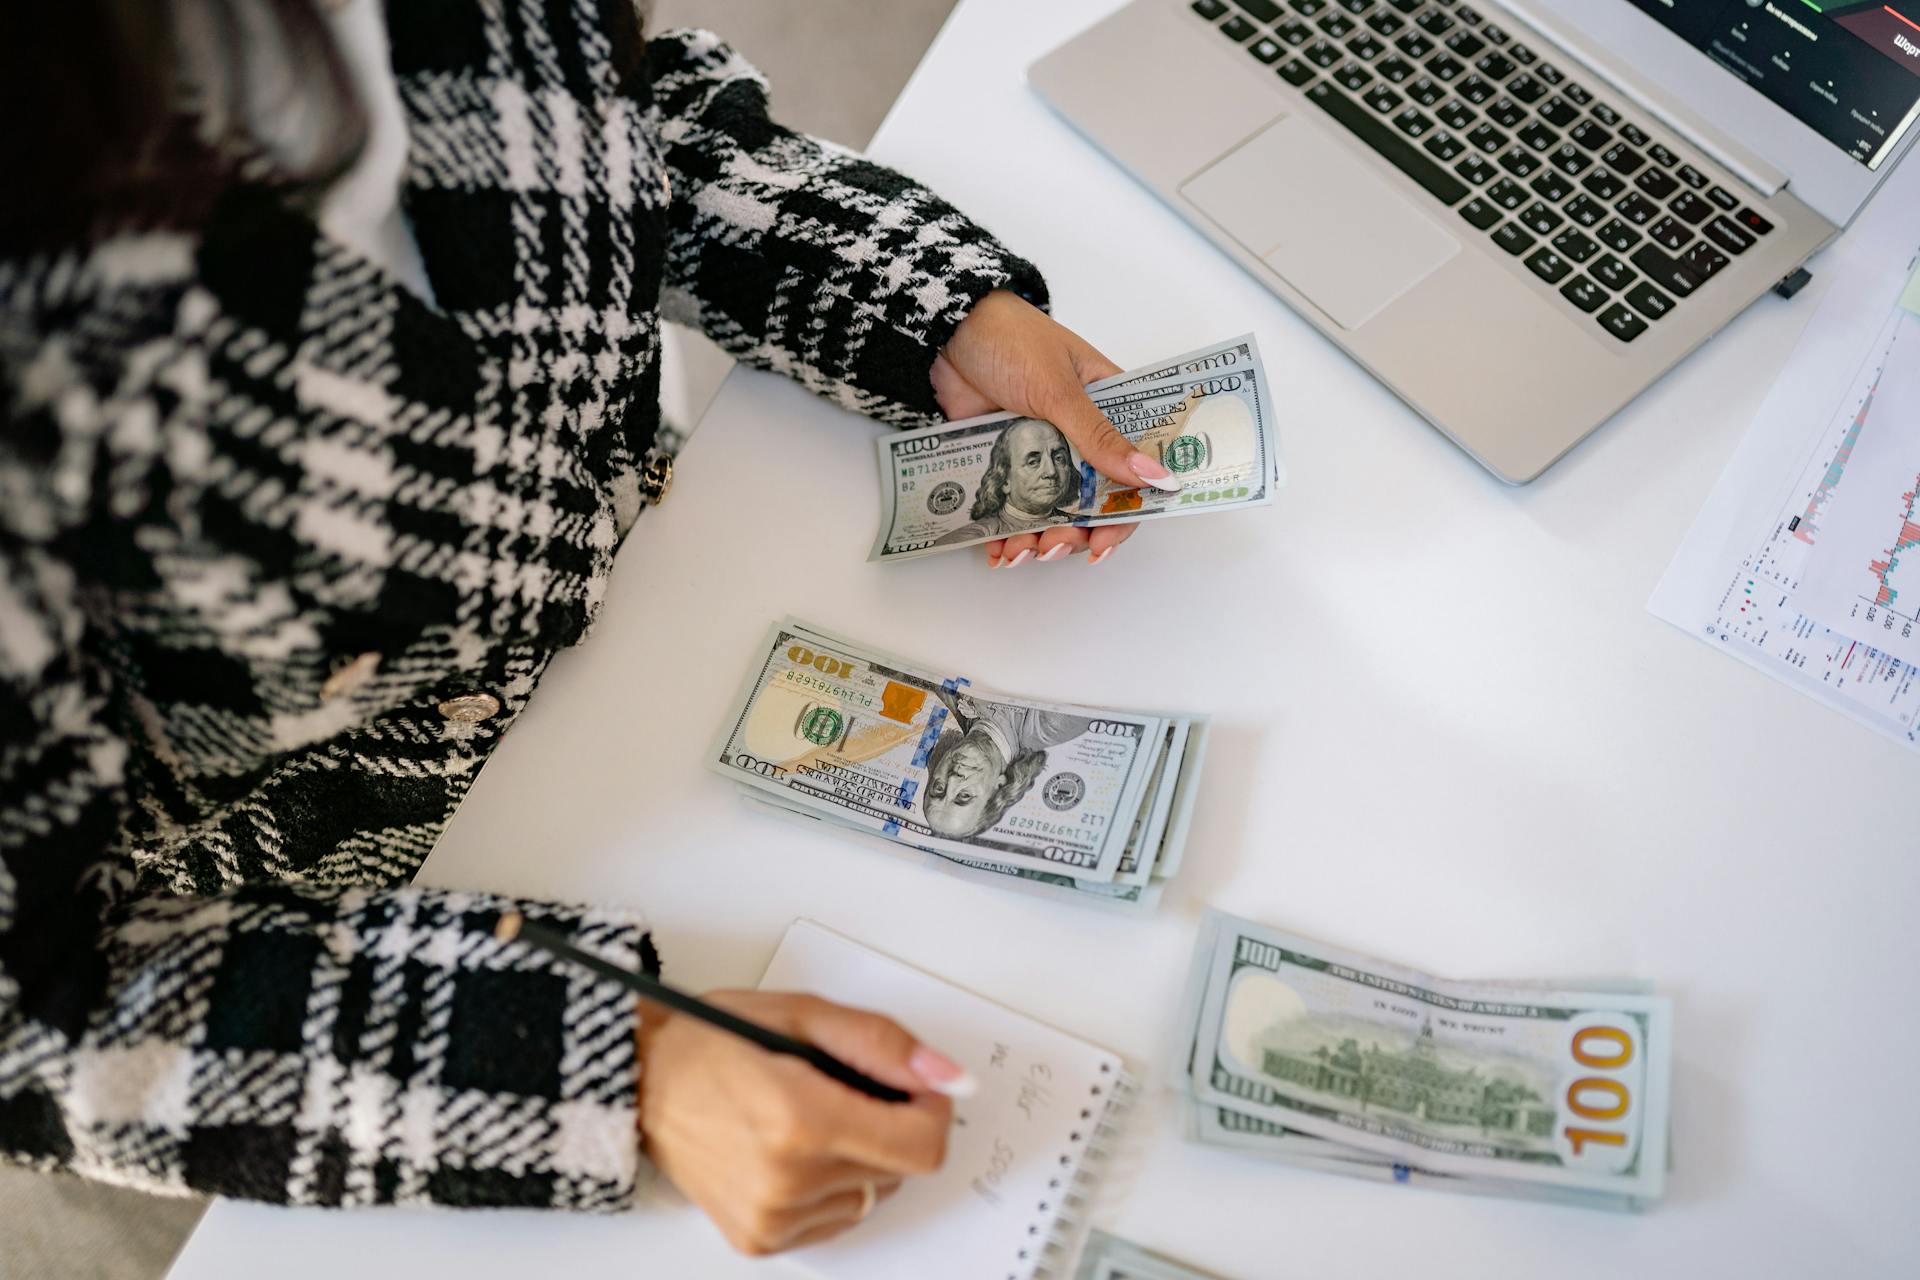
[0,3,956,1277]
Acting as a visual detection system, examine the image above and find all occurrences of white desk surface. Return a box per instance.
[167,2,1920,1277]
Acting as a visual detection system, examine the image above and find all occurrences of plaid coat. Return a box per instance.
[0,2,1045,1210]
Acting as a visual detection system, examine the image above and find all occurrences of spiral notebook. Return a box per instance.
[759,920,1137,1280]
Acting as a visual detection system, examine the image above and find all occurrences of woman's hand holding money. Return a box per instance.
[937,291,1180,567]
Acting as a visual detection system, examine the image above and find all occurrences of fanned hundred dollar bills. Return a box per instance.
[871,336,1280,561]
[1170,910,1673,1209]
[1073,1229,1226,1280]
[712,621,1204,910]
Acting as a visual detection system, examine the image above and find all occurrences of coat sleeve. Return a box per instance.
[0,295,651,1212]
[644,28,1051,428]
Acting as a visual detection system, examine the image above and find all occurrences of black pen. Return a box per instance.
[491,911,913,1104]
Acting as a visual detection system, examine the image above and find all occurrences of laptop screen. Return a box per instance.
[1623,1,1920,169]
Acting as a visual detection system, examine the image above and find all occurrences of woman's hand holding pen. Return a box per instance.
[635,991,972,1257]
[936,290,1180,569]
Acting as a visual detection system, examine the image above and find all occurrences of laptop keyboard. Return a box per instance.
[1186,0,1778,343]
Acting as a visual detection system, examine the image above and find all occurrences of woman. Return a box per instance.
[0,0,1180,1258]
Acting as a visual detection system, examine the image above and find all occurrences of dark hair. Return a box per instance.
[0,0,367,256]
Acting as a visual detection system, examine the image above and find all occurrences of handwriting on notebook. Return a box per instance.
[969,1043,1058,1209]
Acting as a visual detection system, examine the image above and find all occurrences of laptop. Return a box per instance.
[1029,0,1920,482]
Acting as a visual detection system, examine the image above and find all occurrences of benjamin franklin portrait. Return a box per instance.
[933,418,1081,545]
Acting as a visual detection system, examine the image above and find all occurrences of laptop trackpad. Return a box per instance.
[1181,115,1459,330]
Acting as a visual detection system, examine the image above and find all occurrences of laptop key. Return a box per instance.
[1467,123,1508,153]
[1614,192,1660,225]
[1278,57,1318,86]
[1349,33,1386,58]
[1459,196,1502,230]
[1596,219,1641,254]
[1277,18,1315,42]
[1737,207,1776,235]
[1377,56,1417,82]
[1302,81,1471,203]
[1456,2,1484,22]
[1446,30,1487,58]
[1561,275,1606,313]
[1221,15,1257,41]
[1648,216,1693,252]
[1334,61,1373,90]
[1647,142,1680,168]
[1417,9,1455,35]
[1536,61,1564,86]
[1498,148,1542,178]
[1676,163,1709,190]
[1249,36,1287,64]
[1487,177,1528,210]
[1590,101,1622,127]
[1476,51,1516,80]
[1706,185,1740,211]
[1539,96,1580,128]
[1426,53,1467,80]
[1603,143,1645,175]
[1368,10,1406,36]
[1683,242,1731,279]
[1592,254,1635,291]
[1455,153,1498,185]
[1407,76,1446,107]
[1598,303,1648,343]
[1552,228,1599,263]
[1306,39,1343,66]
[1425,129,1466,161]
[1635,168,1680,201]
[1563,82,1593,107]
[1387,0,1419,10]
[1457,73,1497,104]
[1486,97,1526,129]
[1581,170,1626,200]
[1291,0,1329,12]
[1364,84,1404,113]
[1565,194,1607,227]
[1519,202,1564,236]
[1703,214,1757,255]
[1437,100,1475,131]
[1492,222,1536,256]
[1519,122,1559,152]
[1395,31,1436,58]
[1192,0,1230,17]
[1506,73,1546,104]
[1548,144,1592,177]
[1316,12,1357,37]
[1525,246,1572,285]
[1507,42,1538,65]
[1336,0,1374,13]
[1481,22,1511,45]
[1234,0,1284,18]
[1393,107,1435,138]
[1626,282,1675,321]
[1629,245,1704,297]
[1530,170,1573,202]
[1619,122,1651,149]
[1569,119,1612,151]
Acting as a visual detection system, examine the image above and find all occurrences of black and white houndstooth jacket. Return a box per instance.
[0,1,1045,1210]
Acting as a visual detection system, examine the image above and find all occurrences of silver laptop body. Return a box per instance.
[1030,0,1920,482]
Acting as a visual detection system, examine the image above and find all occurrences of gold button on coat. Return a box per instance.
[437,693,501,723]
[639,454,673,505]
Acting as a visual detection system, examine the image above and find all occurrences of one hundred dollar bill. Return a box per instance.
[1073,1229,1224,1280]
[712,621,1198,885]
[1176,910,1673,1201]
[870,336,1279,561]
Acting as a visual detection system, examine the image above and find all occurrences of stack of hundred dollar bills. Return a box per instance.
[870,336,1279,561]
[1172,910,1674,1210]
[711,620,1206,911]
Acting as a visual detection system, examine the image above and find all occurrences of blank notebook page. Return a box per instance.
[759,920,1135,1280]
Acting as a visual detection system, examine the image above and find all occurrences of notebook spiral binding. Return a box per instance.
[1021,1067,1139,1280]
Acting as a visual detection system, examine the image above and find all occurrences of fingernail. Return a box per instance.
[1003,549,1033,570]
[987,553,1001,569]
[1088,546,1115,566]
[910,1046,979,1099]
[1128,451,1183,493]
[1039,544,1069,563]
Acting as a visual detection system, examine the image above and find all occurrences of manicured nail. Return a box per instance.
[1039,544,1069,563]
[910,1046,979,1099]
[1088,546,1115,566]
[1003,549,1033,569]
[987,553,1002,569]
[1128,451,1182,492]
